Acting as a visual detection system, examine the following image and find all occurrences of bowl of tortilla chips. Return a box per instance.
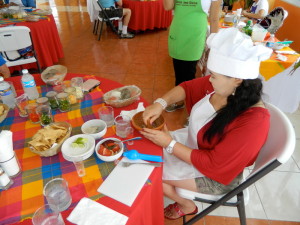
[28,122,72,157]
[0,103,9,124]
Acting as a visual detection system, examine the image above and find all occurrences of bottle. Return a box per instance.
[21,69,39,100]
[242,20,253,36]
[0,77,15,109]
[266,34,275,48]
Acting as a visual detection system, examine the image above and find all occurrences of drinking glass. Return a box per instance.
[98,106,114,127]
[115,115,131,138]
[73,160,86,177]
[43,178,72,212]
[125,127,134,145]
[32,204,65,225]
[15,94,28,117]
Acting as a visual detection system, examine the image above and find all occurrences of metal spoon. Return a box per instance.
[119,137,142,143]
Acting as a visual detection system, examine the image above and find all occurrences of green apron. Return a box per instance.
[168,0,208,61]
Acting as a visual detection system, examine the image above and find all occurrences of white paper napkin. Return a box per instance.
[0,131,14,162]
[120,102,145,119]
[67,197,128,225]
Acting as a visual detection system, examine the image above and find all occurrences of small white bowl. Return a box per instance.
[95,138,124,162]
[61,134,95,162]
[81,119,107,140]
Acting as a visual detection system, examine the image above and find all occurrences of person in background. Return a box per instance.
[5,0,36,7]
[242,0,269,20]
[141,28,272,220]
[0,55,10,78]
[162,0,221,112]
[98,0,134,39]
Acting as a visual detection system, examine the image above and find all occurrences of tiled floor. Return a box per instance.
[37,0,300,224]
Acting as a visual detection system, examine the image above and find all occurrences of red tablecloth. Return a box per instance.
[9,15,64,72]
[1,74,164,225]
[123,0,172,31]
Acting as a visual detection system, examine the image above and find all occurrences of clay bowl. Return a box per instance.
[131,111,165,131]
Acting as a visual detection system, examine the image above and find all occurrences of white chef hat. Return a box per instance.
[206,28,273,79]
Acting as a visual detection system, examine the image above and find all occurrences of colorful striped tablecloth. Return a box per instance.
[0,74,156,224]
[0,13,49,27]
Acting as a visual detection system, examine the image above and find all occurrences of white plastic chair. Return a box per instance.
[0,26,41,72]
[176,102,296,225]
[93,0,121,41]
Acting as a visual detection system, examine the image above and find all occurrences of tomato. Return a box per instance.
[111,145,120,153]
[103,148,113,156]
[97,145,105,155]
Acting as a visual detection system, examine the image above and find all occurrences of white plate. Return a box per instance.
[61,134,95,162]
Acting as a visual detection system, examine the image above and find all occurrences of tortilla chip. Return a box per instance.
[28,123,69,151]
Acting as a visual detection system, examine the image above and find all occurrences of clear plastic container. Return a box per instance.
[36,97,49,106]
[64,87,77,104]
[57,92,71,112]
[46,91,59,109]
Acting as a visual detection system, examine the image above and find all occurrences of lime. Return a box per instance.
[71,137,88,148]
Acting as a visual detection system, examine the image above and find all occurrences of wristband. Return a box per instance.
[165,140,177,154]
[154,98,167,110]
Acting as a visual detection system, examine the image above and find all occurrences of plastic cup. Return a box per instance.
[73,161,86,177]
[15,94,28,117]
[115,115,131,138]
[36,105,53,126]
[43,178,72,212]
[25,103,40,123]
[32,204,65,225]
[71,77,84,99]
[251,25,267,42]
[125,127,134,145]
[98,106,114,127]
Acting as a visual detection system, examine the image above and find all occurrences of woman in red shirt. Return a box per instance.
[141,28,273,220]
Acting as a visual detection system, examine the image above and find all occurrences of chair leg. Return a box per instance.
[93,20,97,34]
[237,193,247,225]
[182,215,186,224]
[34,52,42,73]
[98,20,104,41]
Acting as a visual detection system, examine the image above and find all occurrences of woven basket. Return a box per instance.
[29,122,72,157]
[0,104,9,124]
[103,85,141,108]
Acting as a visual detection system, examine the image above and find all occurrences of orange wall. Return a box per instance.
[272,0,300,51]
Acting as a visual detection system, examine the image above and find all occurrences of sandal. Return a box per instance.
[164,202,198,220]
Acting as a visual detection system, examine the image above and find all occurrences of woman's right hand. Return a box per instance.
[142,103,164,125]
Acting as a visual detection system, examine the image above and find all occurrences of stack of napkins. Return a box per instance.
[120,102,145,119]
[67,197,128,225]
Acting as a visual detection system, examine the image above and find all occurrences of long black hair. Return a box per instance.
[203,78,263,143]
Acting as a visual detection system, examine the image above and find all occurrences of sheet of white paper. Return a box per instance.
[97,158,154,206]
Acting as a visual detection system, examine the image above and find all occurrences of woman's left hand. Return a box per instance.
[140,124,173,148]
